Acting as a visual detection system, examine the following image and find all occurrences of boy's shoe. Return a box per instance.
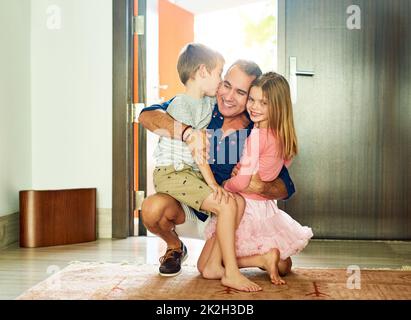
[159,242,188,277]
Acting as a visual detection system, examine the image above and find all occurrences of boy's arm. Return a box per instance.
[197,163,218,187]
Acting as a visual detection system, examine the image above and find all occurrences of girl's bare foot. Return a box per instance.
[202,264,225,280]
[262,249,286,285]
[221,271,262,292]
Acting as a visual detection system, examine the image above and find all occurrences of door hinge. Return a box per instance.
[134,191,145,210]
[133,15,145,35]
[130,103,145,123]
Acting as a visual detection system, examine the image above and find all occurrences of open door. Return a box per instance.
[133,0,147,236]
[279,0,411,239]
[113,0,136,239]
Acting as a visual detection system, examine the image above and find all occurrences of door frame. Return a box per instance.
[278,0,286,76]
[112,0,147,238]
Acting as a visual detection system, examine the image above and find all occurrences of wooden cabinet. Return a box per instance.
[20,188,96,248]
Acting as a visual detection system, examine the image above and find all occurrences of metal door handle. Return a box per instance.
[295,71,315,77]
[289,57,315,104]
[154,84,169,90]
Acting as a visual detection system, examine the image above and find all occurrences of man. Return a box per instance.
[139,60,295,278]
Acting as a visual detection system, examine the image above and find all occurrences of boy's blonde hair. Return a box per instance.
[252,72,298,160]
[177,43,224,85]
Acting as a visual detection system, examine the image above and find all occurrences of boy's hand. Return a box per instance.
[210,184,234,204]
[186,129,210,165]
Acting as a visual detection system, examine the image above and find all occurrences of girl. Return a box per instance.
[204,72,313,285]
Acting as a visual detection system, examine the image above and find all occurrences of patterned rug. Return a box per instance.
[17,262,411,300]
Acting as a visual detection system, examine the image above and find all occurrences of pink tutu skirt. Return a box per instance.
[204,198,313,261]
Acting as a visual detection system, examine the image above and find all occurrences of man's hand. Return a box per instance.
[186,129,210,165]
[231,165,239,177]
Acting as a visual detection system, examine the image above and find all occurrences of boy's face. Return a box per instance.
[203,61,224,97]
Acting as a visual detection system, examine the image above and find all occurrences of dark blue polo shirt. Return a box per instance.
[141,99,295,221]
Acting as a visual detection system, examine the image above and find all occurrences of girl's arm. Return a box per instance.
[224,130,261,193]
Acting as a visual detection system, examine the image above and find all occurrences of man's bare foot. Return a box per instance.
[262,249,286,285]
[221,271,262,292]
[202,264,225,280]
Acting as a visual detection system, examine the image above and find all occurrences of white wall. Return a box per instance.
[31,0,112,209]
[0,0,32,217]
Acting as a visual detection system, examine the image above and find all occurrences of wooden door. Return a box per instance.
[279,0,411,239]
[133,0,147,236]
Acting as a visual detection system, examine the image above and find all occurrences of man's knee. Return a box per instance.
[141,194,167,228]
[141,193,183,228]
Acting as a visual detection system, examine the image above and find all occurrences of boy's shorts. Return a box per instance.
[153,164,213,212]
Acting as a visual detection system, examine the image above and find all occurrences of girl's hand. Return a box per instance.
[210,184,235,204]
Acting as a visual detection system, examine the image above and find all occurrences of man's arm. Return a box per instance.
[138,109,189,140]
[231,166,295,200]
[246,175,289,200]
[139,105,210,162]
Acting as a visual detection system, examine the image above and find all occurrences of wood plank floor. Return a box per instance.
[0,237,410,300]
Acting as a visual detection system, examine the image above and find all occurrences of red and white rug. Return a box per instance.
[17,262,411,300]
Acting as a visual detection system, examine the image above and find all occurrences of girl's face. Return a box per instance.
[247,86,269,127]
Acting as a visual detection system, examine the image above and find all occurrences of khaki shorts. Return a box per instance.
[153,164,213,212]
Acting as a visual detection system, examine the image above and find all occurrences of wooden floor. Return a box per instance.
[0,237,410,300]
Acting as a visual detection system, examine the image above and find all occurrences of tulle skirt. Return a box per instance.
[204,198,314,260]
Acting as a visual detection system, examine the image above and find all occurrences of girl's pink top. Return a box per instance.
[224,128,291,200]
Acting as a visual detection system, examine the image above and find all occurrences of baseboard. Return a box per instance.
[0,213,19,250]
[97,208,112,239]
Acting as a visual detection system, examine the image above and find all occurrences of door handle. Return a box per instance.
[295,71,315,77]
[154,84,169,90]
[289,57,315,104]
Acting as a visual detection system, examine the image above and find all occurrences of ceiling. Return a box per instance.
[169,0,268,15]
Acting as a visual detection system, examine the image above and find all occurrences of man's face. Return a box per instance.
[216,65,256,119]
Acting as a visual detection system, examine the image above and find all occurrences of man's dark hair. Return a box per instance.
[229,59,262,79]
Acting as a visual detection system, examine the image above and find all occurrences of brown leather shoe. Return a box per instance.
[159,242,188,277]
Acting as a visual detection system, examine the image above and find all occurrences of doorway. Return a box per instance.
[141,0,279,237]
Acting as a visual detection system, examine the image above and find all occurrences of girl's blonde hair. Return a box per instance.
[252,72,298,160]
